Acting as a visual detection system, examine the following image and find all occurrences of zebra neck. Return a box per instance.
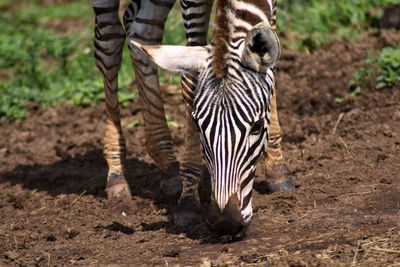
[212,0,275,78]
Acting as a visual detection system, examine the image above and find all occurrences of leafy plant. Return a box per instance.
[337,46,400,103]
[375,47,400,89]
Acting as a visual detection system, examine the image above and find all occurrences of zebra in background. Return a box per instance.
[93,0,294,237]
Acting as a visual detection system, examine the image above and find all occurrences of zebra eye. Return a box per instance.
[250,119,263,135]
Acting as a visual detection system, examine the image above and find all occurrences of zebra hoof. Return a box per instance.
[106,173,131,198]
[174,195,201,227]
[265,163,295,193]
[160,177,182,197]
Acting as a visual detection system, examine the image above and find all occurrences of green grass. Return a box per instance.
[1,0,399,121]
[0,0,189,122]
[277,0,400,51]
[160,3,186,85]
[0,1,135,121]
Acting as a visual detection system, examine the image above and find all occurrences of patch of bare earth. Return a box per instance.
[1,30,399,266]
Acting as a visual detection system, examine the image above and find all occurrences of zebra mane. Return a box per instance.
[212,0,276,78]
[212,0,230,78]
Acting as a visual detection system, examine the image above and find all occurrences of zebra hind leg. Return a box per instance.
[124,0,182,197]
[93,0,131,198]
[264,82,295,193]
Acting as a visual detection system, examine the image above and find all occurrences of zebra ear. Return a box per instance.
[242,22,281,72]
[130,40,210,74]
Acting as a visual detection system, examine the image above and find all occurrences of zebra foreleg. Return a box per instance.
[264,82,295,193]
[173,0,213,227]
[93,0,131,198]
[174,74,203,227]
[125,0,182,197]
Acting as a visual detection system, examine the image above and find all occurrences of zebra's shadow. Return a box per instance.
[2,149,277,242]
[2,149,161,200]
[1,149,217,241]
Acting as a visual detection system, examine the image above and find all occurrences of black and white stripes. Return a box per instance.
[189,0,278,224]
[133,0,281,228]
[193,63,275,223]
[94,0,281,234]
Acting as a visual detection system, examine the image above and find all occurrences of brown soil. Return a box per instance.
[1,31,400,266]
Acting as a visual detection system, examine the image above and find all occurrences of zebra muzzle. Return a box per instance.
[207,194,248,238]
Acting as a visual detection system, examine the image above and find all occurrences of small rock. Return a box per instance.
[46,234,56,241]
[380,178,392,184]
[163,249,179,257]
[4,251,19,261]
[65,228,80,239]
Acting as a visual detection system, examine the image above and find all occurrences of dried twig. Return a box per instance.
[70,190,86,206]
[352,240,359,266]
[361,248,371,263]
[338,136,350,154]
[370,247,400,253]
[332,112,344,135]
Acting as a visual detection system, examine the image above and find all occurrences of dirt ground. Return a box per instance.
[1,28,400,266]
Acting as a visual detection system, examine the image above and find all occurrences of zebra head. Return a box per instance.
[131,21,280,237]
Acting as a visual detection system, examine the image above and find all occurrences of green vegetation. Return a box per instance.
[127,115,180,129]
[160,4,186,85]
[374,47,400,89]
[277,0,400,51]
[1,0,399,121]
[0,0,189,122]
[349,46,400,95]
[0,1,136,121]
[163,5,186,46]
[335,46,400,103]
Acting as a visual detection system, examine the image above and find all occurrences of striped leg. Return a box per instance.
[93,0,131,198]
[174,0,213,227]
[264,81,295,192]
[124,0,181,196]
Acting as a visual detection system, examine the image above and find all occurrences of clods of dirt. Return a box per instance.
[1,30,400,266]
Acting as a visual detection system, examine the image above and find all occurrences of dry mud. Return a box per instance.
[1,31,400,266]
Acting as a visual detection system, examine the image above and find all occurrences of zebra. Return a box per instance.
[93,0,294,237]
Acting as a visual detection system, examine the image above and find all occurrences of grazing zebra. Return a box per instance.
[93,0,294,237]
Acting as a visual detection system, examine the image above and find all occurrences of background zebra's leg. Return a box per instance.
[264,82,295,192]
[174,0,213,227]
[124,0,181,196]
[93,0,131,198]
[174,74,203,226]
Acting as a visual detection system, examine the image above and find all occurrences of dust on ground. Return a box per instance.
[1,29,399,266]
